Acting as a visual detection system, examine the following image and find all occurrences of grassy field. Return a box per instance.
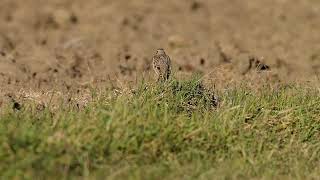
[0,77,319,179]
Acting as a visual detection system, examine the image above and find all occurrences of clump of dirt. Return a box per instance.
[242,56,270,75]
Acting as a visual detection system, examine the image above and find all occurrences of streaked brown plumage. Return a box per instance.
[152,49,171,82]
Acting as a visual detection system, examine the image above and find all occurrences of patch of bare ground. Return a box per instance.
[0,0,320,107]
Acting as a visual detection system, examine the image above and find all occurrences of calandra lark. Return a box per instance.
[152,48,171,82]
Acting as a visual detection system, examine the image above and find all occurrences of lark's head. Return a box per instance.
[156,48,166,55]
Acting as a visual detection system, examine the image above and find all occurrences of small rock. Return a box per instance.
[53,9,72,26]
[191,1,202,11]
[13,102,21,111]
[200,58,205,65]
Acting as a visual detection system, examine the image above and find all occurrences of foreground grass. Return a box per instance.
[0,78,320,179]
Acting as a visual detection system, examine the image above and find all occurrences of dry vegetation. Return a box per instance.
[0,0,320,179]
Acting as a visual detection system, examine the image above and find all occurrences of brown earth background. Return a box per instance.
[0,0,320,107]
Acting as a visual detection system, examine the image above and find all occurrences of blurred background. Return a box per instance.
[0,0,320,92]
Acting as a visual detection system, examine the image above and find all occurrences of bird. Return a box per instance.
[152,48,171,82]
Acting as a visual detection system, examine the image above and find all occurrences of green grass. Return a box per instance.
[0,77,320,179]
